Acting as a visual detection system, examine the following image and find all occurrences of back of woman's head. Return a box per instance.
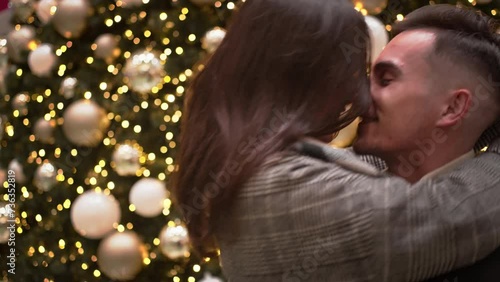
[173,0,371,255]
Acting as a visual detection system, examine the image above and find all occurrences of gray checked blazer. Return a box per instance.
[215,138,500,282]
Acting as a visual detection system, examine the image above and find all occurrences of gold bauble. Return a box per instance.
[97,231,145,281]
[33,161,57,192]
[159,224,190,260]
[111,143,142,176]
[123,49,165,94]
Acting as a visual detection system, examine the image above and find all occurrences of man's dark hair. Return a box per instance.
[393,4,500,97]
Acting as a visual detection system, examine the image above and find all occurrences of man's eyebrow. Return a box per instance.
[372,61,403,76]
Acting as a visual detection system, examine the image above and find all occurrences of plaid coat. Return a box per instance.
[215,138,500,282]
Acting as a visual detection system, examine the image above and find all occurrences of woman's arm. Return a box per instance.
[300,138,500,281]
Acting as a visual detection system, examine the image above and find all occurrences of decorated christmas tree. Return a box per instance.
[0,0,498,281]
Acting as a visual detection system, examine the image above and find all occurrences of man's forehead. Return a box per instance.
[375,29,436,68]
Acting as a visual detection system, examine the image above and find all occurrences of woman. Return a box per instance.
[173,0,500,281]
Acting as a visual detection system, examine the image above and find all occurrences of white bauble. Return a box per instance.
[71,190,121,239]
[129,178,168,217]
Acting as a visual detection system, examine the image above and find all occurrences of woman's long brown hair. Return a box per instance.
[173,0,371,256]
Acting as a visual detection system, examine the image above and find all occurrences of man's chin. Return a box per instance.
[352,137,378,156]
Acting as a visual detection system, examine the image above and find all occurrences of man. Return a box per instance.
[353,5,500,281]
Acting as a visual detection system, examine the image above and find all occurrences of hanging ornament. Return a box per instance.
[59,77,78,99]
[93,33,120,62]
[8,159,27,185]
[352,0,388,15]
[0,202,14,244]
[159,224,190,260]
[28,43,57,77]
[190,0,218,6]
[33,161,58,191]
[200,272,224,282]
[97,231,145,280]
[123,49,165,94]
[129,178,169,218]
[112,143,142,176]
[11,0,36,22]
[117,0,144,8]
[33,118,56,144]
[52,0,91,39]
[71,190,121,239]
[365,15,388,65]
[62,99,110,147]
[202,27,226,54]
[6,26,37,63]
[12,93,30,116]
[36,0,58,24]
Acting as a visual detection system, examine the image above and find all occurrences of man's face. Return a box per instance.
[353,30,447,158]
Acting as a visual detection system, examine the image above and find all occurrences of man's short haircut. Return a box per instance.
[393,4,500,99]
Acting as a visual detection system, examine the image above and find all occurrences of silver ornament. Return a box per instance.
[36,0,58,24]
[8,159,27,184]
[6,25,37,63]
[11,0,35,22]
[52,0,90,39]
[93,33,120,62]
[59,77,78,99]
[159,224,190,259]
[0,202,15,244]
[112,143,141,176]
[33,118,56,144]
[12,93,30,116]
[202,27,226,54]
[34,161,58,191]
[97,231,145,281]
[28,43,57,77]
[62,100,110,147]
[123,49,165,94]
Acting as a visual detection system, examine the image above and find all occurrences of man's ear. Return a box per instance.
[436,89,472,127]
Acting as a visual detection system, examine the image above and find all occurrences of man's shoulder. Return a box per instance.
[288,138,384,176]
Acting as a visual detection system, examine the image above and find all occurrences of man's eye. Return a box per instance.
[380,78,392,86]
[378,73,393,86]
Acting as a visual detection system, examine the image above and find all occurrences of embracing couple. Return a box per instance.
[174,1,500,281]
